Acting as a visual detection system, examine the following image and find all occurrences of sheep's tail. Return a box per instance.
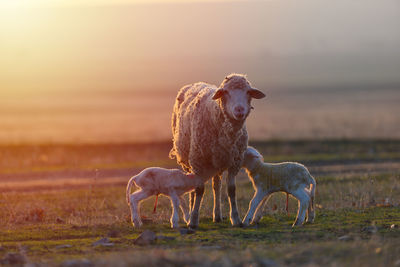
[126,175,137,205]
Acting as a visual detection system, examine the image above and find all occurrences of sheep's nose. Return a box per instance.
[234,106,245,119]
[234,106,244,113]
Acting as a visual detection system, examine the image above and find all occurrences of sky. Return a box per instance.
[0,0,399,143]
[1,0,399,95]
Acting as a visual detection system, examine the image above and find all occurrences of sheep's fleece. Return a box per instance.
[169,74,265,227]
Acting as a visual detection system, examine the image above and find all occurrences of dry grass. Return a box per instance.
[0,140,399,266]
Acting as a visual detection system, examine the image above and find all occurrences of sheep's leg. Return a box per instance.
[179,196,190,223]
[212,175,223,222]
[129,190,152,228]
[189,191,195,213]
[291,189,310,227]
[188,185,205,229]
[169,192,181,229]
[227,173,241,227]
[243,190,266,226]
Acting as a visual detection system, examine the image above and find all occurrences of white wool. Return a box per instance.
[126,167,207,229]
[242,147,316,227]
[169,74,265,227]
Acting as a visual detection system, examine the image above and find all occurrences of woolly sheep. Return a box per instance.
[169,74,265,228]
[126,167,206,229]
[242,147,316,227]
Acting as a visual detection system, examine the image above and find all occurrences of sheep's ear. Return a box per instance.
[249,88,266,99]
[212,88,226,100]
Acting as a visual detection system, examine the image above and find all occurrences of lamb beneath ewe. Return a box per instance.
[242,147,316,227]
[169,74,265,228]
[126,167,206,229]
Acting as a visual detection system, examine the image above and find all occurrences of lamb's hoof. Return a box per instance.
[242,223,250,228]
[292,221,303,228]
[132,222,142,228]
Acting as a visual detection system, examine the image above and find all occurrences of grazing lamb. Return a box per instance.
[242,147,316,227]
[169,74,266,228]
[126,167,206,228]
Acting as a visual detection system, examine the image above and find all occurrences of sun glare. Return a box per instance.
[0,0,242,8]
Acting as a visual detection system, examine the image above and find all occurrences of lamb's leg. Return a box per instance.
[169,192,181,229]
[243,190,266,226]
[212,174,223,222]
[188,185,205,229]
[129,190,152,228]
[179,196,190,223]
[306,187,315,223]
[252,196,269,224]
[227,172,241,227]
[291,189,310,227]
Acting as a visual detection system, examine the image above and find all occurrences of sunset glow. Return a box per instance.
[0,0,399,143]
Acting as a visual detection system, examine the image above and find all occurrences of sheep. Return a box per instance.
[169,74,266,228]
[126,167,207,229]
[242,147,316,227]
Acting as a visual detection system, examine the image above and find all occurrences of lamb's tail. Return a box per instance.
[126,175,137,206]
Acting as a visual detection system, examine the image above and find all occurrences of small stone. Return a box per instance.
[259,258,278,267]
[0,252,27,265]
[338,235,353,241]
[133,230,157,246]
[60,258,92,267]
[394,259,400,266]
[362,225,378,234]
[179,228,196,235]
[92,237,114,247]
[391,224,398,229]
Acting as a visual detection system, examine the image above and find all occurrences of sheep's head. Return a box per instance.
[212,74,265,122]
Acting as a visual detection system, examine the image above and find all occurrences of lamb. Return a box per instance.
[169,74,265,228]
[126,167,206,229]
[242,147,316,227]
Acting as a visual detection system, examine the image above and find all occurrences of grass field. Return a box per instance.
[0,140,399,266]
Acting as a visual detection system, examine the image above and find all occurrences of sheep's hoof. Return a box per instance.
[213,217,223,223]
[232,222,243,228]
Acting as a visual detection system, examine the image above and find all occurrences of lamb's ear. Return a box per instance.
[249,88,266,99]
[212,88,226,100]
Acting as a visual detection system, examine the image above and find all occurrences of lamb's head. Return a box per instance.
[212,74,265,122]
[243,146,264,169]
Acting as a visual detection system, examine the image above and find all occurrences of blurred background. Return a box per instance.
[1,0,399,144]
